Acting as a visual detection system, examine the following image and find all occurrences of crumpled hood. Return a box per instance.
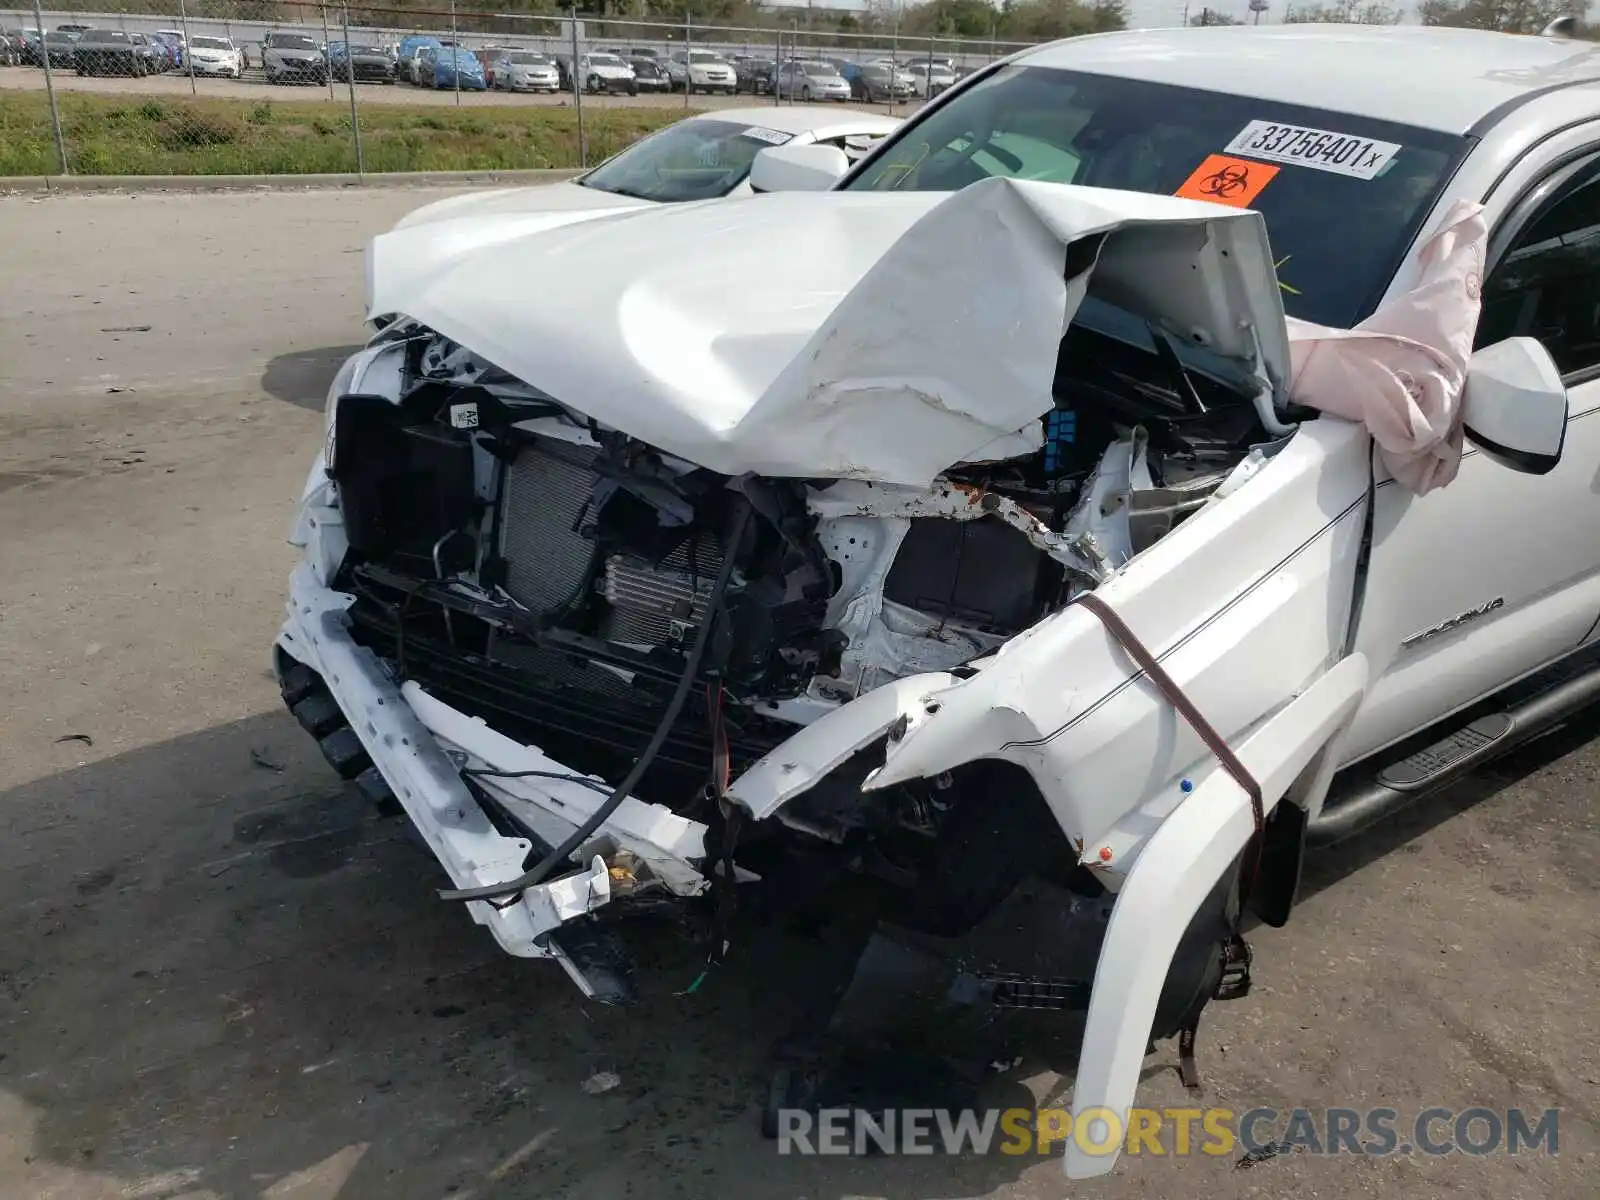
[374,178,1291,486]
[369,188,655,313]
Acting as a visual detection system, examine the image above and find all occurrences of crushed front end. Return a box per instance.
[275,180,1380,1176]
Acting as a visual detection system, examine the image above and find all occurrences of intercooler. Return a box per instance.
[496,437,723,650]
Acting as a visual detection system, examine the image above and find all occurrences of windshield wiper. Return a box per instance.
[574,177,651,201]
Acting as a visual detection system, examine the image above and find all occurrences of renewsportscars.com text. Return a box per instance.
[775,1105,1560,1158]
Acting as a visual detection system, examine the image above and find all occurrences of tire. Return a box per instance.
[801,85,812,102]
[627,82,637,96]
[586,72,600,93]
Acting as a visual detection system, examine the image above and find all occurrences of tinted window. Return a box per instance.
[844,64,1467,329]
[579,117,794,202]
[1477,165,1600,377]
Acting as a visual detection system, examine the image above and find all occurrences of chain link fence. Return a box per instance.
[0,3,1043,177]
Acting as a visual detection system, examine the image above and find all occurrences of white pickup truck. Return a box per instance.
[277,23,1600,1178]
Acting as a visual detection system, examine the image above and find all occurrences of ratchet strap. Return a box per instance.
[1071,591,1264,1089]
[1071,591,1265,878]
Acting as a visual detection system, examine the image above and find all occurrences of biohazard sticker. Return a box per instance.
[1174,154,1280,208]
[1223,120,1401,179]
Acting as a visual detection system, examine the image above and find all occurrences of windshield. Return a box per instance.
[580,117,795,203]
[94,31,131,43]
[191,37,231,50]
[845,65,1466,328]
[689,51,726,63]
[508,52,549,65]
[269,34,317,50]
[589,53,623,65]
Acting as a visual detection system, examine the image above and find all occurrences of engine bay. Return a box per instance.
[327,298,1282,857]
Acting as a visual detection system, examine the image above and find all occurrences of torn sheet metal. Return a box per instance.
[729,672,959,819]
[1284,199,1488,494]
[379,177,1290,487]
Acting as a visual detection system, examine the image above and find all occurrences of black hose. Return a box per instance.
[439,499,753,903]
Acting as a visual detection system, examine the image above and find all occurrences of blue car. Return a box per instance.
[148,31,183,71]
[430,46,487,91]
[397,33,443,84]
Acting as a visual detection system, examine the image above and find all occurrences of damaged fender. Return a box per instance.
[728,672,959,819]
[1063,653,1369,1178]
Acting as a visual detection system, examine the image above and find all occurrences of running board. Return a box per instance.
[1309,644,1600,847]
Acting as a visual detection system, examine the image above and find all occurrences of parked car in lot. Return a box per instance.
[380,106,900,235]
[397,33,443,84]
[472,47,499,87]
[328,39,395,83]
[41,28,80,69]
[427,45,488,91]
[148,30,182,70]
[666,48,736,94]
[775,58,851,102]
[130,32,166,75]
[186,35,243,78]
[573,51,636,94]
[73,30,148,77]
[625,53,670,93]
[845,59,917,102]
[263,31,326,85]
[906,59,956,97]
[490,49,561,93]
[731,54,774,94]
[304,23,1600,1182]
[0,27,25,65]
[151,28,185,68]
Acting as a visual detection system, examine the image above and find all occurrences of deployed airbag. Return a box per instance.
[1284,200,1487,494]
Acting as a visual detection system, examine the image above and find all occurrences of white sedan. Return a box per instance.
[387,106,901,232]
[186,35,242,78]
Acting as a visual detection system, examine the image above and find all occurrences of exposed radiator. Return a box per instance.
[498,439,599,616]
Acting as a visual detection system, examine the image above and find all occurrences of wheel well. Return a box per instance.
[904,759,1089,936]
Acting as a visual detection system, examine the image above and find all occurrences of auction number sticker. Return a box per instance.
[1223,120,1401,180]
[740,126,794,146]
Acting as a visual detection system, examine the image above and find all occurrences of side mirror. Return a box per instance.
[1462,336,1568,475]
[749,143,850,194]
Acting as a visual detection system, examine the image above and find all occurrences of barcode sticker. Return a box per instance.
[449,402,479,429]
[740,126,793,146]
[1223,121,1401,180]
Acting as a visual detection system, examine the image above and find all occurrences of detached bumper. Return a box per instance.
[275,511,715,992]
